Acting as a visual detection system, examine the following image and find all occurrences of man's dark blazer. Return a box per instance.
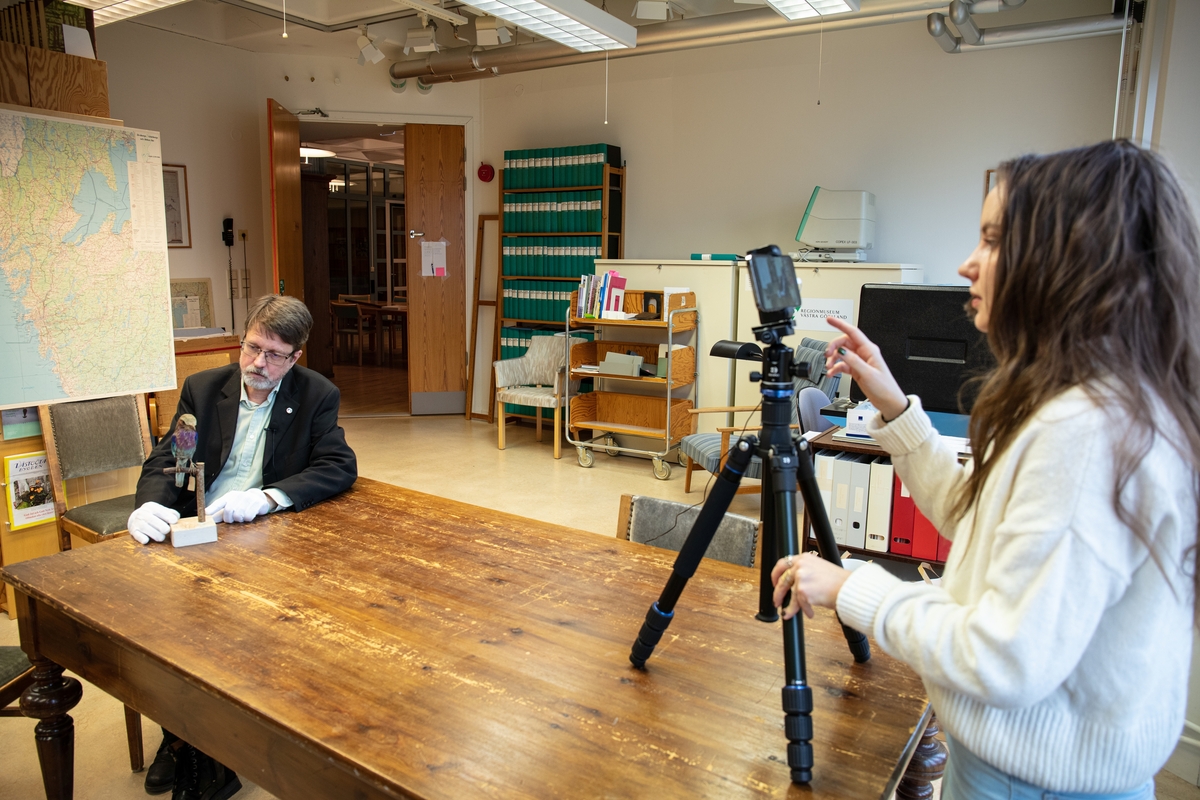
[136,363,357,515]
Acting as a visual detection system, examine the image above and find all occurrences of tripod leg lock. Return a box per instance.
[782,683,814,783]
[629,602,674,670]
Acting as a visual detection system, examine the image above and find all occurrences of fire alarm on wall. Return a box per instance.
[478,163,495,182]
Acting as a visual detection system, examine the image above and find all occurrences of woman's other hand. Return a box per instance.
[825,316,909,421]
[771,552,852,620]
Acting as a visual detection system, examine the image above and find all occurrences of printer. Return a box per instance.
[793,187,876,263]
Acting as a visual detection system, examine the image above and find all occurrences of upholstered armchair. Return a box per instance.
[495,334,586,459]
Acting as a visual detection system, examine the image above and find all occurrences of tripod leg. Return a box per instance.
[795,438,871,664]
[630,437,756,669]
[767,449,814,784]
[757,462,778,622]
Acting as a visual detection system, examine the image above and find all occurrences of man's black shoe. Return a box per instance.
[145,732,179,795]
[172,745,242,800]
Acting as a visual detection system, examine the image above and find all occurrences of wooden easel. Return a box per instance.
[465,213,499,421]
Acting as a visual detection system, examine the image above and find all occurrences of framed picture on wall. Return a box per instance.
[984,168,998,203]
[162,164,192,248]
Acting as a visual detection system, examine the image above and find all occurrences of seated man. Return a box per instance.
[128,294,357,799]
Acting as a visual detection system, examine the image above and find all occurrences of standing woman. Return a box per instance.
[774,140,1200,799]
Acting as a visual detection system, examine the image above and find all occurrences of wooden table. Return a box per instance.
[3,478,943,800]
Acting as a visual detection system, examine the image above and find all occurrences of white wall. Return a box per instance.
[1157,0,1200,214]
[97,22,481,334]
[99,24,267,333]
[476,7,1119,285]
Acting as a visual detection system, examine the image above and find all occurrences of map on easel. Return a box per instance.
[0,107,175,411]
[170,278,214,329]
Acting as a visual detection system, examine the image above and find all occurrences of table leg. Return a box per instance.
[20,653,83,800]
[125,705,145,771]
[896,711,948,800]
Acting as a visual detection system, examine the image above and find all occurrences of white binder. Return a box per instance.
[815,451,838,527]
[847,454,872,549]
[865,456,894,553]
[830,452,856,546]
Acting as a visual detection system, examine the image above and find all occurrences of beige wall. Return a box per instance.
[475,1,1119,285]
[97,23,481,334]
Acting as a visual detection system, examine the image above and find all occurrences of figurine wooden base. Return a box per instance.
[170,517,218,548]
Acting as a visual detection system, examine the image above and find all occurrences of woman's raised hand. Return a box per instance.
[825,317,909,421]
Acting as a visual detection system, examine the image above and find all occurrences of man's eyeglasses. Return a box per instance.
[240,341,296,366]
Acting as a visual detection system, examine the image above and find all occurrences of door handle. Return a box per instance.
[409,230,424,239]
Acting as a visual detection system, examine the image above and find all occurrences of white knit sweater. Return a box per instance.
[836,389,1196,793]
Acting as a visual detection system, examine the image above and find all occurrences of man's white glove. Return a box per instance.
[206,488,273,524]
[127,502,180,545]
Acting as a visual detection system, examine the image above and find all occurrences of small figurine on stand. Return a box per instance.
[162,414,217,547]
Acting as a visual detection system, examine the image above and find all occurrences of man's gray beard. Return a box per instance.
[242,368,280,391]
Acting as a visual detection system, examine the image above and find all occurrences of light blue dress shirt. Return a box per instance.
[206,381,293,510]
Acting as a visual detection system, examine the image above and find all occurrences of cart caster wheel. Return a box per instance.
[577,447,595,468]
[604,435,620,457]
[652,458,672,480]
[676,451,688,467]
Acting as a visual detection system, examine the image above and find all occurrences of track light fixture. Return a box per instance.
[475,15,512,45]
[357,27,386,64]
[404,22,440,54]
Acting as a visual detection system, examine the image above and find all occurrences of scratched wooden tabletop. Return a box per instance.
[3,478,929,799]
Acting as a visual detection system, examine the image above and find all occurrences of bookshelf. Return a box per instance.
[489,143,627,426]
[565,289,697,480]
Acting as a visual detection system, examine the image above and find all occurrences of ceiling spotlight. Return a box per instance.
[357,28,386,65]
[632,1,670,20]
[763,0,859,21]
[404,24,440,54]
[463,0,637,52]
[475,15,512,45]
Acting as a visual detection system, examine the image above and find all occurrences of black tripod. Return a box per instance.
[628,307,871,785]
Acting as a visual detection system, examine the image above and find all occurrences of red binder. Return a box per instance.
[912,509,939,561]
[890,474,915,556]
[936,534,952,563]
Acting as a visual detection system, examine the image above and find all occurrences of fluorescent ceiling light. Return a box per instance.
[763,0,858,21]
[390,0,469,26]
[64,0,189,25]
[300,145,337,159]
[464,0,637,52]
[632,0,669,20]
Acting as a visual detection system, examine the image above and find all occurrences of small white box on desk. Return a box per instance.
[171,517,218,547]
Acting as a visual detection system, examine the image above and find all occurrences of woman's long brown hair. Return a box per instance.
[950,140,1200,605]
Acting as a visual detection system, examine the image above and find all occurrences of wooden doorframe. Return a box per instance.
[267,99,303,301]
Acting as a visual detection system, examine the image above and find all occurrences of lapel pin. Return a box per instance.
[286,407,293,414]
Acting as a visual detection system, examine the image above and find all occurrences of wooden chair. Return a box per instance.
[495,334,585,459]
[148,352,231,438]
[32,396,151,773]
[330,301,375,366]
[680,338,838,493]
[38,395,153,551]
[338,294,372,303]
[0,643,144,771]
[616,493,762,568]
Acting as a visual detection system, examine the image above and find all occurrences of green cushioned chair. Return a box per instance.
[0,647,33,720]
